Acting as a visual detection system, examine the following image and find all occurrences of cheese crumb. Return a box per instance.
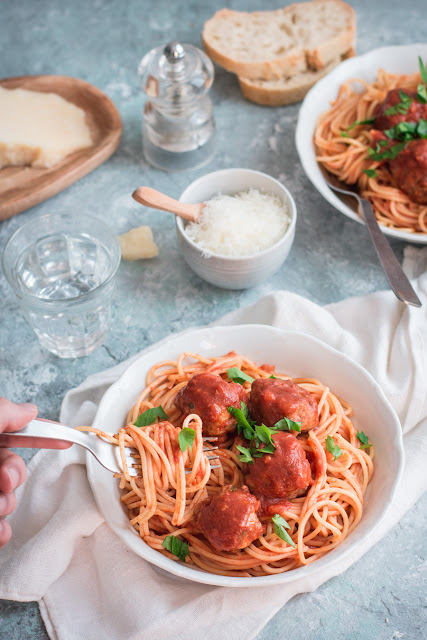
[184,188,290,257]
[0,86,93,169]
[119,226,159,261]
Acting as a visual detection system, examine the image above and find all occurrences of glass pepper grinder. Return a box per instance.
[138,41,216,171]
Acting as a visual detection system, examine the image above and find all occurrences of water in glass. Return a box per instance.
[15,231,116,358]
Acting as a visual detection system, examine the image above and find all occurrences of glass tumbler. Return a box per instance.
[2,212,121,358]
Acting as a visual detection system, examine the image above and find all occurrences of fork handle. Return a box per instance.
[0,418,87,449]
[359,200,422,308]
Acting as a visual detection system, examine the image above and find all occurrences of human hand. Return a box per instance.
[0,398,71,549]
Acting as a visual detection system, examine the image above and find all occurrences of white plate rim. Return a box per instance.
[86,323,405,588]
[295,43,427,245]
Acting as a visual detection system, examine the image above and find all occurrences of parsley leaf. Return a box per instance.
[363,169,377,178]
[255,423,275,446]
[162,535,189,562]
[384,121,418,141]
[417,118,427,138]
[230,404,303,459]
[272,514,296,548]
[134,406,168,427]
[228,402,255,440]
[388,141,409,158]
[325,435,343,460]
[384,118,427,142]
[356,430,371,450]
[417,83,427,103]
[384,90,413,116]
[348,117,375,130]
[178,427,196,452]
[227,367,255,385]
[340,118,375,138]
[273,417,302,433]
[255,443,276,455]
[236,445,254,463]
[367,140,407,162]
[419,57,427,86]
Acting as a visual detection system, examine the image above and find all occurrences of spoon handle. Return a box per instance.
[359,198,422,307]
[132,187,202,222]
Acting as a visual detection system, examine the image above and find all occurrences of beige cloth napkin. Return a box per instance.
[1,246,426,640]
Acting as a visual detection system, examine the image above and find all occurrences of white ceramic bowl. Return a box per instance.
[176,168,297,288]
[295,43,427,245]
[87,324,404,588]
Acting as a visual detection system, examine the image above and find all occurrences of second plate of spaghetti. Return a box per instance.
[296,43,427,244]
[85,325,403,587]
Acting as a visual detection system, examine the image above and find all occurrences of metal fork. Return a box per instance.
[0,418,221,477]
[318,165,422,308]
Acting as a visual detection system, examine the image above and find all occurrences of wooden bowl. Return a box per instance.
[0,75,122,221]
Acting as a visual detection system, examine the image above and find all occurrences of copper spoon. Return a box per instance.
[319,166,422,308]
[132,187,204,223]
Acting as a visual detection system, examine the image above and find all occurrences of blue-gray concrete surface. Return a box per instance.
[0,0,426,638]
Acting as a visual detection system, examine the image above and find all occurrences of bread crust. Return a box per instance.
[202,1,356,81]
[237,49,355,106]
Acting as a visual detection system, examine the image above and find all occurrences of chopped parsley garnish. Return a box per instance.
[252,443,276,456]
[356,430,371,450]
[230,402,303,462]
[255,423,275,446]
[272,514,296,548]
[349,117,376,130]
[419,56,427,86]
[384,90,413,116]
[385,121,417,140]
[227,367,255,385]
[273,417,302,433]
[162,535,189,562]
[363,169,377,178]
[325,435,343,460]
[228,402,255,440]
[340,117,375,138]
[236,445,254,463]
[178,427,196,452]
[417,118,427,138]
[384,120,427,141]
[417,83,427,103]
[134,406,168,427]
[367,140,408,162]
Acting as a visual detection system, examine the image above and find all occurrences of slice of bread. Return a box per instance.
[202,1,356,81]
[238,49,354,106]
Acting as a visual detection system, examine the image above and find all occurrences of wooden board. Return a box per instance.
[0,75,123,221]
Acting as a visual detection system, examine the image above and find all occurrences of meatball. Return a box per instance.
[245,431,312,499]
[248,377,318,431]
[195,485,265,551]
[174,372,247,438]
[374,88,427,131]
[389,139,427,204]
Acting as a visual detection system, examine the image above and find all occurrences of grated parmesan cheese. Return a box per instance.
[184,188,290,257]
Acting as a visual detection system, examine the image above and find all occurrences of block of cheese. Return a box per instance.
[119,226,159,261]
[0,86,93,169]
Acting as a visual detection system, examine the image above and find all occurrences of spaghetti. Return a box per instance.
[314,68,427,234]
[80,352,374,578]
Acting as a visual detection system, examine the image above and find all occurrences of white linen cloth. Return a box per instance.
[1,246,426,640]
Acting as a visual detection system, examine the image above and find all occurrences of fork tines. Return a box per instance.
[124,435,221,477]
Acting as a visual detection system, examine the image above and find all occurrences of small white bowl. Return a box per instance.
[176,168,297,289]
